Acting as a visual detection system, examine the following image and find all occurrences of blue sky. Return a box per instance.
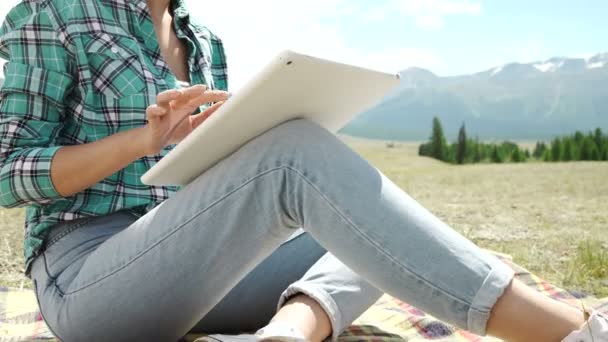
[193,0,608,88]
[365,0,607,75]
[1,0,606,89]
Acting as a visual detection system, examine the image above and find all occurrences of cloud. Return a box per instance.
[399,0,482,29]
[501,39,547,64]
[187,0,446,89]
[0,0,455,87]
[364,48,442,71]
[342,0,482,29]
[187,0,354,89]
[396,0,482,18]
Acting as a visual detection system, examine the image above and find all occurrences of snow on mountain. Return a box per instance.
[588,61,605,69]
[486,52,607,78]
[533,62,558,72]
[485,62,541,80]
[587,53,608,69]
[398,67,439,88]
[490,65,504,76]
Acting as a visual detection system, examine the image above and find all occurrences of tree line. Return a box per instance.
[419,117,608,164]
[533,130,608,161]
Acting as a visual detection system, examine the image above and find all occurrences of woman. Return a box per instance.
[0,0,605,341]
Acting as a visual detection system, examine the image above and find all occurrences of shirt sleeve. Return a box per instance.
[209,33,229,91]
[0,3,74,208]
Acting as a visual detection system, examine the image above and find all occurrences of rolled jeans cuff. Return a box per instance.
[277,281,342,342]
[467,259,515,335]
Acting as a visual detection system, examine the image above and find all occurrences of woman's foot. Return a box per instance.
[562,311,608,342]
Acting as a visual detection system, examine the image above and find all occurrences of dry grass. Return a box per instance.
[345,137,608,297]
[0,208,27,289]
[1,137,607,296]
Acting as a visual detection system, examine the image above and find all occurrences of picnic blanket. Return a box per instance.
[1,254,607,342]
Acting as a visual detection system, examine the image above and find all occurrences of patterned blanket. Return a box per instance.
[1,255,606,342]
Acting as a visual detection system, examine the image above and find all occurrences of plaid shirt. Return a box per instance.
[0,0,228,275]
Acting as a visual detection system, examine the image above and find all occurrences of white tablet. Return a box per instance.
[141,50,400,186]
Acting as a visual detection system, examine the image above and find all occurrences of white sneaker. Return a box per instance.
[195,322,308,342]
[195,335,260,342]
[562,311,608,342]
[195,334,306,342]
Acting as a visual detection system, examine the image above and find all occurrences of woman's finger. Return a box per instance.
[182,84,207,97]
[185,90,230,110]
[175,85,207,105]
[191,101,225,129]
[169,90,228,118]
[156,89,184,108]
[146,105,167,121]
[202,90,230,103]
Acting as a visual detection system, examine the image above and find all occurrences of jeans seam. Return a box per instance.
[44,217,96,250]
[280,166,473,307]
[61,165,295,296]
[34,256,65,341]
[41,252,66,298]
[62,163,471,309]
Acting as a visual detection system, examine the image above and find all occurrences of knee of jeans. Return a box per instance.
[258,119,341,166]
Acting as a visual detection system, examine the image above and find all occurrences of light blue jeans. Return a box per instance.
[30,119,514,342]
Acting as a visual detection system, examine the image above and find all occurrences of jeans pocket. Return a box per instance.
[42,212,137,290]
[44,217,97,251]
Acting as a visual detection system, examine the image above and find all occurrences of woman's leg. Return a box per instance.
[486,280,584,341]
[30,119,581,342]
[188,232,381,339]
[186,231,326,334]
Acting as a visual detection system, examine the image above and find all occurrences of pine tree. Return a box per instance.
[574,131,585,145]
[580,137,594,160]
[473,139,482,163]
[491,146,504,163]
[419,142,432,157]
[551,138,563,161]
[594,128,603,151]
[512,148,524,163]
[591,145,600,161]
[563,138,574,161]
[446,143,457,164]
[430,117,448,161]
[533,142,547,159]
[542,149,552,162]
[456,123,467,164]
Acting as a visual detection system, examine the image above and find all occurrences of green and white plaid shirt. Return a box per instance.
[0,0,228,275]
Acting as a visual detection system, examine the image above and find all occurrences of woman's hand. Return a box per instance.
[142,85,229,155]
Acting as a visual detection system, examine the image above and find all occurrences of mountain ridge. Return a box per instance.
[341,52,608,140]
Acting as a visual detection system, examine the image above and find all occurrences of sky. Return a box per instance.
[1,0,606,90]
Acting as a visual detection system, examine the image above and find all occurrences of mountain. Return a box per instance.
[341,53,608,140]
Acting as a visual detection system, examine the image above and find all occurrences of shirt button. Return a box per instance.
[111,47,118,54]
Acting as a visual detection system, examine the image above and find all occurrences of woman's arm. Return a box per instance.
[0,5,228,205]
[0,5,75,208]
[51,86,228,197]
[50,127,148,198]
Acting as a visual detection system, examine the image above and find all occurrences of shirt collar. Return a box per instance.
[126,0,191,26]
[100,0,191,26]
[171,0,191,22]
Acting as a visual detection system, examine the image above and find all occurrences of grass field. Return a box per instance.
[1,137,607,296]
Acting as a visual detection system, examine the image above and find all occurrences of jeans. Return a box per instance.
[30,119,514,342]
